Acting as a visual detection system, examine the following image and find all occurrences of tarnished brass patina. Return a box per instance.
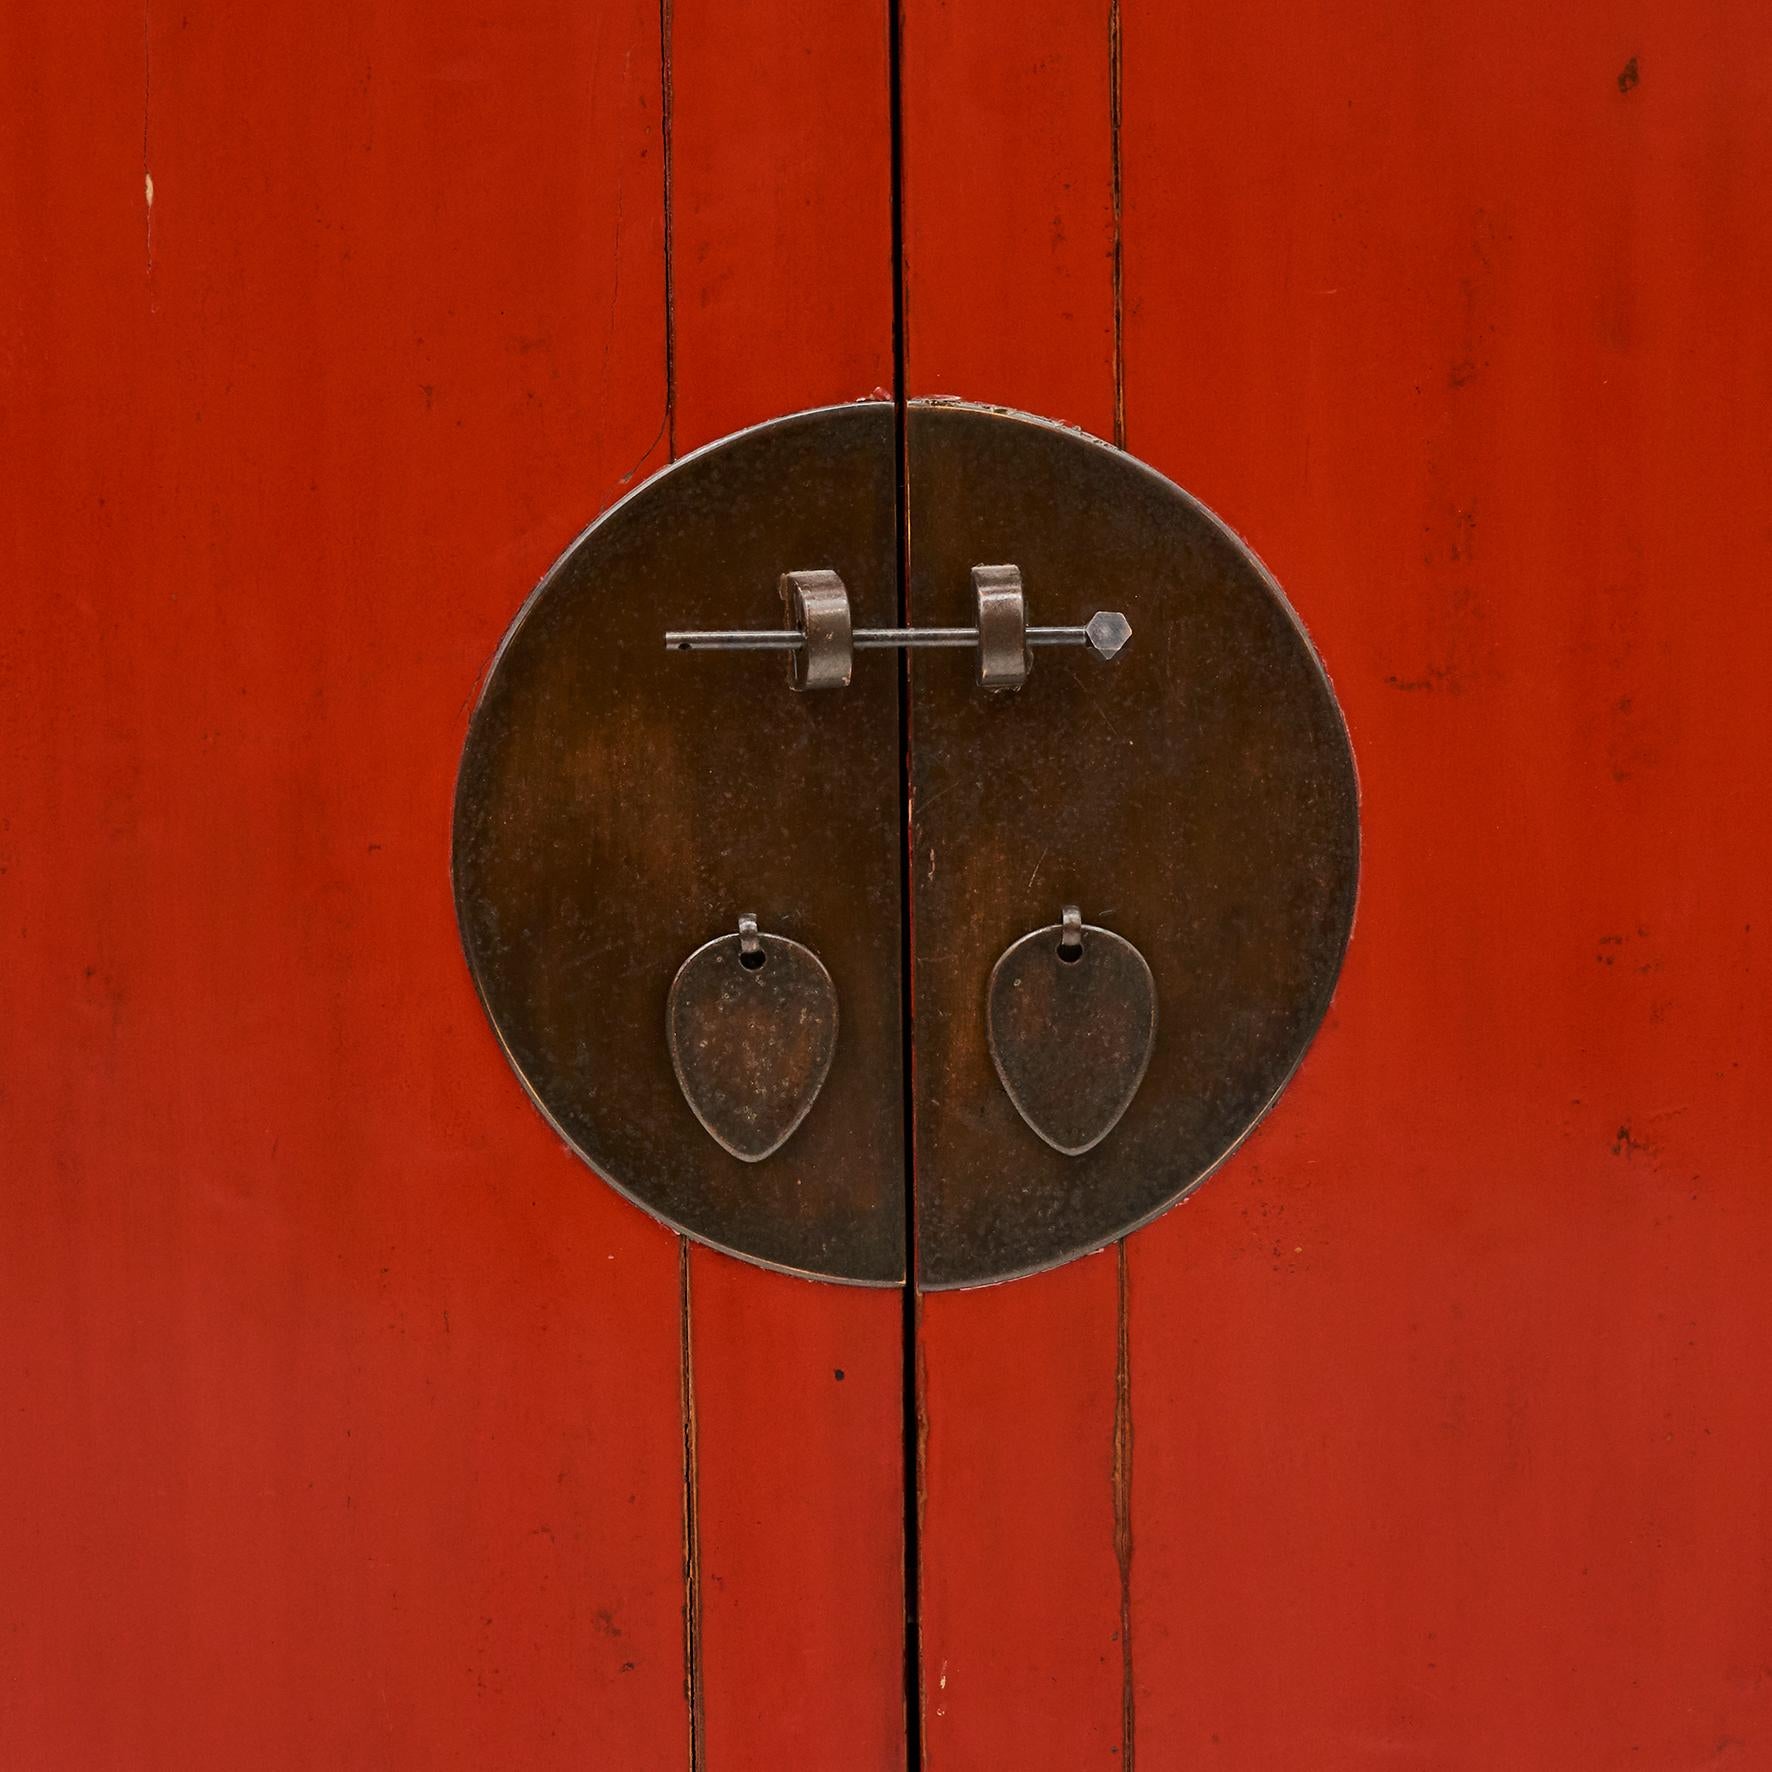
[454,400,1358,1288]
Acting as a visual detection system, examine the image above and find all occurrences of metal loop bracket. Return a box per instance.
[1057,903,1085,960]
[780,569,854,690]
[973,564,1031,690]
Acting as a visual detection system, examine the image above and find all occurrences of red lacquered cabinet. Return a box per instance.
[5,2,1770,1766]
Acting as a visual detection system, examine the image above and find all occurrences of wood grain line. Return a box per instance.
[1114,1240,1135,1771]
[678,1239,705,1772]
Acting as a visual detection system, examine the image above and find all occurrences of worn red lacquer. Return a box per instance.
[7,1,1771,1767]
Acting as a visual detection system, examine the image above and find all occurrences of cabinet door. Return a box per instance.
[905,4,1772,1766]
[0,3,903,1765]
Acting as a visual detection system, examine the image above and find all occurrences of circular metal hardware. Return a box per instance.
[454,398,1357,1289]
[972,564,1031,690]
[780,568,853,690]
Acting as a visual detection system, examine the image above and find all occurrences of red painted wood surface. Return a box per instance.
[9,1,1772,1767]
[0,0,692,1765]
[666,3,906,1763]
[1123,3,1772,1764]
[690,1256,907,1766]
[900,2,1129,1764]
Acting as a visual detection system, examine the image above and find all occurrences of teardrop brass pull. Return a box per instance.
[987,907,1157,1157]
[667,915,839,1163]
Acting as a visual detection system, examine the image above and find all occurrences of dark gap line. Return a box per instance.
[1109,10,1134,1763]
[1109,0,1126,451]
[659,0,678,460]
[1114,1240,1136,1769]
[661,9,696,1765]
[886,0,923,1765]
[678,1239,706,1771]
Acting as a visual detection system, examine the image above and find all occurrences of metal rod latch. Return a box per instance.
[664,565,1131,692]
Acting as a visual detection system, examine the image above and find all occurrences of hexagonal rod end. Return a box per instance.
[1085,610,1132,659]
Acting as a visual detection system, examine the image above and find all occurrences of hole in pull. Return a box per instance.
[740,947,767,972]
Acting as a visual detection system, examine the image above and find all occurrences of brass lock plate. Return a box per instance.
[453,401,1358,1288]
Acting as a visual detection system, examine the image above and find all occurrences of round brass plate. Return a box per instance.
[453,400,1359,1288]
